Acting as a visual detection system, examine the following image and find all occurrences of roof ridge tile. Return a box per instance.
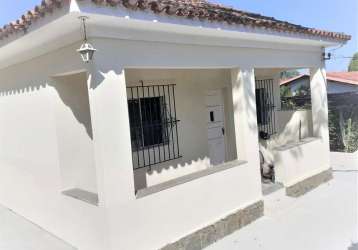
[0,0,351,42]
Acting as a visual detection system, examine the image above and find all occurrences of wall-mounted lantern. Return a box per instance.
[77,16,96,63]
[322,52,332,61]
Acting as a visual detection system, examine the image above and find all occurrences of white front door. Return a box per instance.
[206,90,226,166]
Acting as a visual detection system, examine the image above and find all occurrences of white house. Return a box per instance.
[281,72,358,95]
[0,1,351,250]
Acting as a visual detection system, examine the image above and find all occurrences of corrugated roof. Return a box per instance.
[0,0,351,42]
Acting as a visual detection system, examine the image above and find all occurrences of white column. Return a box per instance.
[87,64,135,207]
[310,66,329,142]
[231,68,260,168]
[310,65,330,164]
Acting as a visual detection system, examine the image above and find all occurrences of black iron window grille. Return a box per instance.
[127,82,181,170]
[255,79,276,136]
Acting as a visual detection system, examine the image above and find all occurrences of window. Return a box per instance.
[127,84,181,169]
[128,97,168,150]
[255,79,276,136]
[256,88,269,125]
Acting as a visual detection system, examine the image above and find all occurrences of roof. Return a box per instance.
[0,0,352,42]
[280,72,358,86]
[326,72,358,85]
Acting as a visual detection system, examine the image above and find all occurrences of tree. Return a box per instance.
[296,84,310,96]
[280,85,292,97]
[280,70,300,80]
[348,52,358,72]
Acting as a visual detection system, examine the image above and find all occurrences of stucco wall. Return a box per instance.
[0,38,266,250]
[125,69,237,189]
[330,151,358,170]
[0,44,106,250]
[84,37,271,250]
[255,70,331,188]
[272,110,313,145]
[255,71,314,164]
[259,110,313,165]
[274,138,330,186]
[266,67,331,187]
[0,29,327,250]
[52,72,97,193]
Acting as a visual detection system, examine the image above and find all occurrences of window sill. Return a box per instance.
[62,188,99,206]
[136,160,247,199]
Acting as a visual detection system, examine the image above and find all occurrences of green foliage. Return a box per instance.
[280,85,292,97]
[329,109,345,151]
[296,84,310,96]
[329,106,358,153]
[348,52,358,72]
[280,85,311,110]
[280,70,300,80]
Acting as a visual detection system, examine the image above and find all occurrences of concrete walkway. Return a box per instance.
[207,170,358,250]
[0,207,75,250]
[0,170,356,250]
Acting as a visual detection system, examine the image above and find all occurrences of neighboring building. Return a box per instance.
[280,72,358,153]
[0,1,350,250]
[281,72,358,95]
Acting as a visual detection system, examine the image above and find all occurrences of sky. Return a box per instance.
[0,0,357,72]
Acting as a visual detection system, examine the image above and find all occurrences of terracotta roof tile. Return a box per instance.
[0,0,352,42]
[280,72,358,86]
[327,72,358,85]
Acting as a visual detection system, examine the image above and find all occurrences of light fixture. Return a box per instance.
[322,52,332,61]
[77,16,96,63]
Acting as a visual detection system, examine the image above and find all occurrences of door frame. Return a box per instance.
[206,88,228,164]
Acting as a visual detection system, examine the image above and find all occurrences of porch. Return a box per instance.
[111,67,331,198]
[0,21,333,250]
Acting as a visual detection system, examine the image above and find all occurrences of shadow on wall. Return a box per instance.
[267,110,315,163]
[133,155,211,190]
[50,72,93,139]
[310,71,328,139]
[0,79,46,96]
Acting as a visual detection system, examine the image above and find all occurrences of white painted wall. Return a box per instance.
[85,38,265,248]
[330,151,358,170]
[254,70,314,164]
[273,110,313,144]
[260,110,313,164]
[0,24,326,250]
[274,138,330,186]
[125,69,237,190]
[52,72,97,193]
[254,68,331,187]
[273,66,331,187]
[0,43,106,250]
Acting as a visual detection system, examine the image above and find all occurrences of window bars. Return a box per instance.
[255,79,276,136]
[127,82,181,170]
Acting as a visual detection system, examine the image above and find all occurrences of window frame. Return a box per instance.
[128,96,169,151]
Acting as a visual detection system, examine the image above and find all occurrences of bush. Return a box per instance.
[329,106,358,153]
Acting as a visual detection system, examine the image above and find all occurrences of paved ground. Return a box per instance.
[207,170,358,250]
[0,207,75,250]
[0,169,356,250]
